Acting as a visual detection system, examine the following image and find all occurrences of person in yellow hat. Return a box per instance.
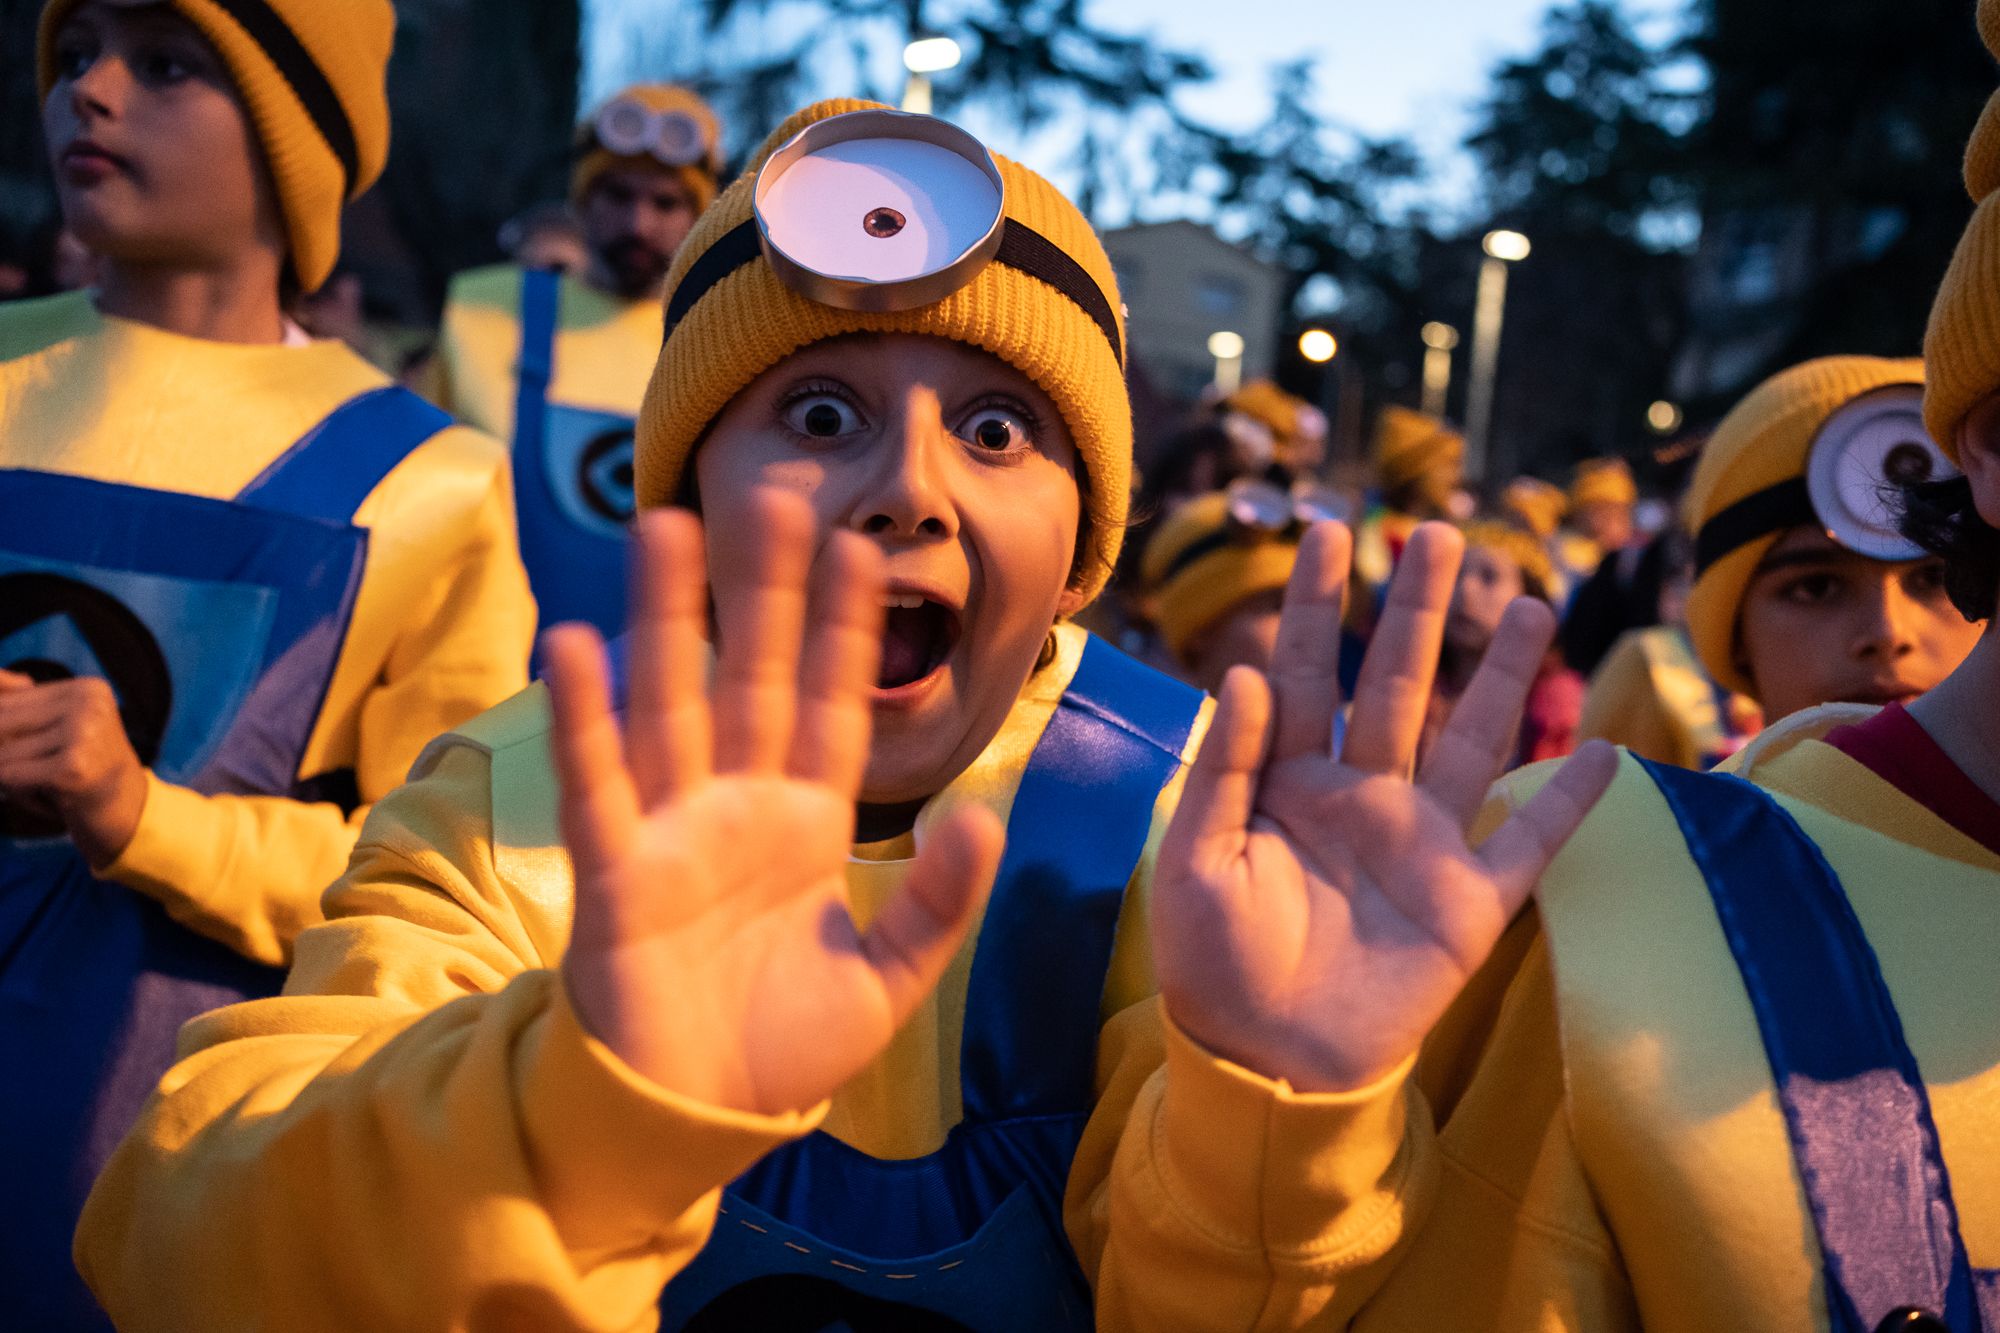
[1353,404,1464,603]
[431,84,724,643]
[1140,487,1307,692]
[76,99,1614,1331]
[0,1,533,1325]
[1555,455,1639,586]
[1500,473,1576,601]
[1218,377,1330,479]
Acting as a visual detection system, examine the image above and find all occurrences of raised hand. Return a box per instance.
[0,668,148,865]
[552,493,1005,1117]
[1153,521,1618,1093]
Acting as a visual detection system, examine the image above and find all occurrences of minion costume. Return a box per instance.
[1210,388,1998,1315]
[0,3,534,1327]
[432,85,722,641]
[1140,488,1307,669]
[80,102,1394,1333]
[1353,405,1463,599]
[1556,456,1638,585]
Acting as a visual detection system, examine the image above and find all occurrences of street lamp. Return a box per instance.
[1208,330,1246,395]
[901,37,962,114]
[1647,400,1684,435]
[1419,321,1459,419]
[1298,328,1338,363]
[1465,229,1530,482]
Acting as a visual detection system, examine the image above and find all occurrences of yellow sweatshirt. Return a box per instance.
[430,264,660,440]
[1580,625,1761,770]
[0,292,536,965]
[1271,706,2000,1330]
[77,623,1430,1332]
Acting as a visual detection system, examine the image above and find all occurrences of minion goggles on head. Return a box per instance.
[590,96,716,171]
[1694,386,1960,576]
[662,108,1123,364]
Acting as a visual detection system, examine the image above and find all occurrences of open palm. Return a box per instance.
[1155,523,1617,1092]
[550,495,1003,1116]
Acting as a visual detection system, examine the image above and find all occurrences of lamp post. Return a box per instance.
[1647,400,1684,436]
[1209,330,1245,396]
[1464,229,1530,483]
[1419,321,1458,419]
[901,37,962,114]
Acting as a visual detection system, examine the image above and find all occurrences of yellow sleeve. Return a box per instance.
[76,739,817,1333]
[95,427,535,966]
[1580,638,1685,769]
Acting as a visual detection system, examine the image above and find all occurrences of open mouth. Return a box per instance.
[878,594,961,691]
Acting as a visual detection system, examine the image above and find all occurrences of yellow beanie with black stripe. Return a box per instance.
[38,0,395,293]
[1683,355,1924,697]
[571,84,723,214]
[637,98,1132,605]
[1141,492,1300,660]
[1923,0,2000,460]
[1373,406,1464,494]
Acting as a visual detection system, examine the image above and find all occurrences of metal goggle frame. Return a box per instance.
[662,109,1123,365]
[1695,385,1960,575]
[592,98,712,170]
[1160,479,1349,584]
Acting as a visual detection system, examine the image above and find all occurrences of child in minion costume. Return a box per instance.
[0,2,533,1326]
[1180,303,2000,1324]
[1353,404,1464,602]
[1140,485,1311,692]
[1555,455,1639,586]
[77,100,1414,1333]
[432,85,723,642]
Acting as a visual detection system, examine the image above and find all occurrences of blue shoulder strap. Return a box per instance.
[234,385,452,524]
[512,266,561,455]
[1639,759,1990,1333]
[958,635,1204,1121]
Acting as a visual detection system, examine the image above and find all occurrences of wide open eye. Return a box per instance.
[1808,386,1957,561]
[960,406,1032,453]
[755,111,1006,311]
[783,393,863,440]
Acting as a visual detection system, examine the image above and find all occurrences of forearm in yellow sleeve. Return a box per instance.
[1077,1001,1435,1331]
[98,771,365,966]
[77,741,820,1332]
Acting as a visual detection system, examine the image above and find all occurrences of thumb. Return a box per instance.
[0,670,35,692]
[860,804,1004,1029]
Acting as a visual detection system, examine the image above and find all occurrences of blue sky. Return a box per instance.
[583,0,1642,216]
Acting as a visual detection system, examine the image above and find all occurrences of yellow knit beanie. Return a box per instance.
[1501,476,1567,540]
[38,0,395,293]
[1461,520,1555,602]
[1569,457,1638,511]
[1141,492,1300,659]
[1373,406,1464,493]
[637,99,1132,605]
[1923,0,2000,459]
[1683,355,1925,697]
[571,84,723,214]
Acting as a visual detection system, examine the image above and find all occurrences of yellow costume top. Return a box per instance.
[78,622,1421,1331]
[1581,625,1761,770]
[0,291,535,963]
[431,263,659,443]
[1227,707,2000,1329]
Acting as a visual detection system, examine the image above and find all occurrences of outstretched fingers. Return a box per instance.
[1475,739,1620,919]
[1418,597,1559,823]
[544,624,642,890]
[1266,522,1352,764]
[1159,665,1272,875]
[1341,523,1463,778]
[860,805,1005,1028]
[624,510,713,805]
[712,489,816,775]
[789,532,886,796]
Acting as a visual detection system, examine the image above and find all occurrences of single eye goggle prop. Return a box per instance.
[664,109,1123,366]
[1160,479,1350,583]
[591,98,713,170]
[1694,386,1959,576]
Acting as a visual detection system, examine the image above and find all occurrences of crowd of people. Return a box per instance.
[1,1,1997,1330]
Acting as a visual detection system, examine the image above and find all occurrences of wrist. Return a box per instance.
[1163,994,1410,1095]
[68,763,150,871]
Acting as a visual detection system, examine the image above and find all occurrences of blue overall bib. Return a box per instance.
[656,635,1205,1332]
[0,386,451,1330]
[512,267,635,641]
[1641,761,2000,1333]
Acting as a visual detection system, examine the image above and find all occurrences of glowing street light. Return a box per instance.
[1208,329,1245,394]
[1465,229,1531,481]
[1647,400,1684,435]
[1298,328,1338,363]
[1419,322,1459,418]
[901,37,962,113]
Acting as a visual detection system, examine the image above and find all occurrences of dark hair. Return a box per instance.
[1899,475,2000,623]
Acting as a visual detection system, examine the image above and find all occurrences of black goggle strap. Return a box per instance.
[661,217,1125,369]
[1693,477,1817,578]
[1159,520,1303,584]
[210,0,359,194]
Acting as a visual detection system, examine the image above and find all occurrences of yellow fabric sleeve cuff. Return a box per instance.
[1150,1003,1423,1262]
[519,977,828,1257]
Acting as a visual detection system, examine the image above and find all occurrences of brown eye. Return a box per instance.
[805,403,844,436]
[975,419,1010,450]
